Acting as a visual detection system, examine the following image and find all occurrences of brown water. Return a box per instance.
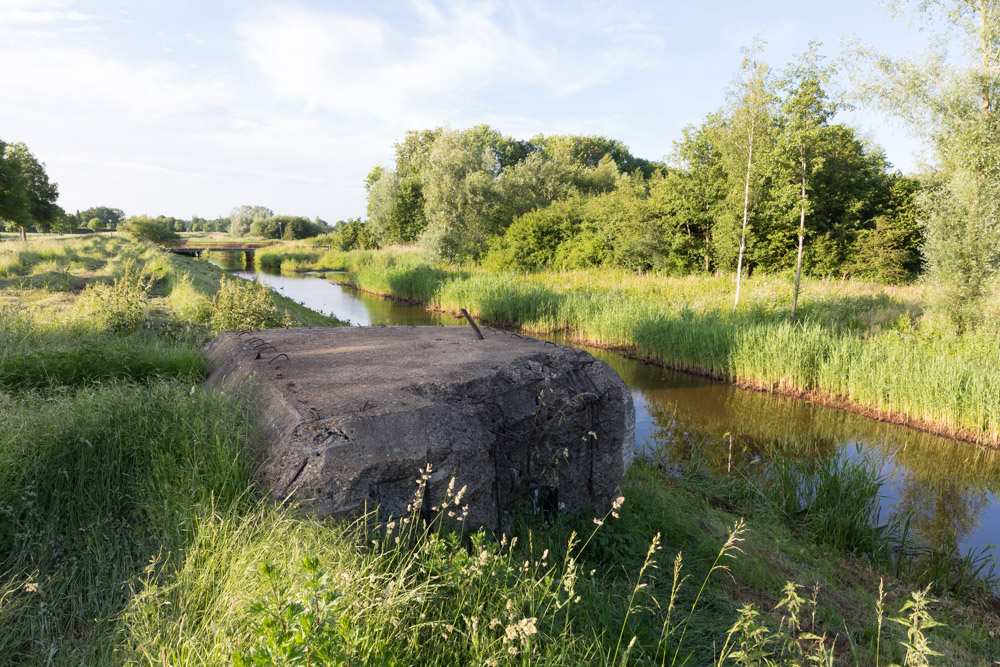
[234,269,1000,571]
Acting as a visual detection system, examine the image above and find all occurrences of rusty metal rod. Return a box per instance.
[460,308,484,340]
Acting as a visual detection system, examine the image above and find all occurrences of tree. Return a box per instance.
[119,215,180,244]
[495,150,578,224]
[367,168,428,244]
[365,129,441,246]
[726,41,778,307]
[49,207,78,234]
[533,134,655,176]
[671,115,729,272]
[855,0,1000,329]
[79,206,124,231]
[1,141,59,240]
[0,139,29,234]
[781,44,838,319]
[229,205,273,237]
[419,128,503,262]
[334,218,376,251]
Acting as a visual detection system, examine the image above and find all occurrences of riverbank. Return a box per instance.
[2,238,999,664]
[255,245,1000,447]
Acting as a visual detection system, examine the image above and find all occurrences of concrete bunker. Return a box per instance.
[204,325,635,531]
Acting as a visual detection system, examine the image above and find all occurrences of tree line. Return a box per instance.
[0,166,338,243]
[358,69,920,286]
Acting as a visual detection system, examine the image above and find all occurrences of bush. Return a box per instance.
[482,200,580,272]
[210,275,288,333]
[119,216,181,244]
[74,258,153,332]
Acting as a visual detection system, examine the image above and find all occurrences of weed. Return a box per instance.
[889,586,943,666]
[210,275,293,333]
[73,257,153,331]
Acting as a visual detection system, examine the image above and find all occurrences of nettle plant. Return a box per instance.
[233,558,352,667]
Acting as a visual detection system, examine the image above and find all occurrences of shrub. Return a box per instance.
[74,258,153,332]
[482,200,580,272]
[210,275,288,333]
[118,215,181,245]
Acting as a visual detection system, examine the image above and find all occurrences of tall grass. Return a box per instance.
[758,452,907,566]
[0,381,258,663]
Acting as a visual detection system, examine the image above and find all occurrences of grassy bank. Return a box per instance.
[2,237,998,664]
[260,245,1000,446]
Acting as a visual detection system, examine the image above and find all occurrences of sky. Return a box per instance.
[0,0,935,222]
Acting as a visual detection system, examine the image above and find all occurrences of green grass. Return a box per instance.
[2,237,998,665]
[262,246,1000,446]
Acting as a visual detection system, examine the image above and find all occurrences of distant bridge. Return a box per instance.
[165,241,281,261]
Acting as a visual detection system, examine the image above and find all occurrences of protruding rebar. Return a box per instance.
[461,308,484,339]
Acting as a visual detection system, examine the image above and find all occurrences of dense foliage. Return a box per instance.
[0,139,60,238]
[855,0,1000,330]
[118,215,181,244]
[363,106,921,282]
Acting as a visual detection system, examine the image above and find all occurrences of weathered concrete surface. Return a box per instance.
[204,326,635,530]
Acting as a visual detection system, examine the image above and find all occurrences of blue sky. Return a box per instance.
[1,1,930,222]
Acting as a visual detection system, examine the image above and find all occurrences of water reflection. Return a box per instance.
[233,268,1000,563]
[232,270,463,327]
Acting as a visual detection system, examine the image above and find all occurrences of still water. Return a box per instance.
[234,269,1000,568]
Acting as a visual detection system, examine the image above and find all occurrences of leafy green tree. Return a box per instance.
[335,217,376,251]
[420,128,503,261]
[781,43,839,319]
[483,197,585,271]
[533,134,656,177]
[365,129,441,245]
[280,216,321,240]
[725,41,779,307]
[119,215,180,244]
[48,207,78,234]
[849,215,915,283]
[0,139,29,232]
[671,115,729,272]
[855,0,1000,329]
[79,206,124,231]
[229,205,273,237]
[1,141,59,240]
[496,150,578,223]
[367,168,428,244]
[248,216,319,240]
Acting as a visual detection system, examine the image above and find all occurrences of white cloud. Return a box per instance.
[0,40,237,126]
[235,2,661,124]
[0,0,91,24]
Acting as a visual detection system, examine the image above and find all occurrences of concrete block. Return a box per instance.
[204,326,635,530]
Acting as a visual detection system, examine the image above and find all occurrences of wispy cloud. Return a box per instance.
[0,0,91,24]
[235,1,662,124]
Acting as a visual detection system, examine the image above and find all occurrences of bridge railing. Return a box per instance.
[169,240,283,251]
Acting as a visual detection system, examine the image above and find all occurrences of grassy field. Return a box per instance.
[2,237,999,665]
[253,244,1000,447]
